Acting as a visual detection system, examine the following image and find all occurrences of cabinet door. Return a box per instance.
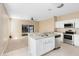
[36,37,55,55]
[56,20,75,28]
[55,21,64,28]
[36,39,44,55]
[64,20,74,24]
[44,37,55,52]
[74,35,79,46]
[75,20,79,28]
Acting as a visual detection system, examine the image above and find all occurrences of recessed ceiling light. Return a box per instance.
[48,8,52,11]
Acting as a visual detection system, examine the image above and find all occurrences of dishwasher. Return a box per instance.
[54,35,61,49]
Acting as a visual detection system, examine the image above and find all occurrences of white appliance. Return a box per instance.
[55,35,61,48]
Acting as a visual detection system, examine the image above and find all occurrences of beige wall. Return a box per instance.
[0,4,10,55]
[39,17,55,33]
[56,11,79,33]
[11,19,39,39]
[11,16,55,39]
[34,21,39,32]
[57,11,79,21]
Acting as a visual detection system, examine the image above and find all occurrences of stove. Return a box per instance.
[64,30,75,45]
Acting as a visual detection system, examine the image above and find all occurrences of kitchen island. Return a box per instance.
[28,32,61,56]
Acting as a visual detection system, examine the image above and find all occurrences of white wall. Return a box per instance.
[0,4,10,55]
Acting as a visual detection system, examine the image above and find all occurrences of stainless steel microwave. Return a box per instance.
[64,23,74,28]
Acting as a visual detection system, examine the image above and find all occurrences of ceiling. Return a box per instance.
[4,3,79,21]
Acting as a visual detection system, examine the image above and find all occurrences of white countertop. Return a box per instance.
[28,32,62,40]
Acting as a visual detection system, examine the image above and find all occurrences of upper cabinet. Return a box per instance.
[55,21,64,28]
[55,20,75,28]
[64,20,74,24]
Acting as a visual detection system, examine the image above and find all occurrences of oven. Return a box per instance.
[64,34,72,40]
[64,30,75,45]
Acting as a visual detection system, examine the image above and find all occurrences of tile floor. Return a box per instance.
[3,41,79,56]
[4,38,27,53]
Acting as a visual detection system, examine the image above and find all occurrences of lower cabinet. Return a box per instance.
[73,34,79,46]
[75,20,79,28]
[28,37,55,56]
